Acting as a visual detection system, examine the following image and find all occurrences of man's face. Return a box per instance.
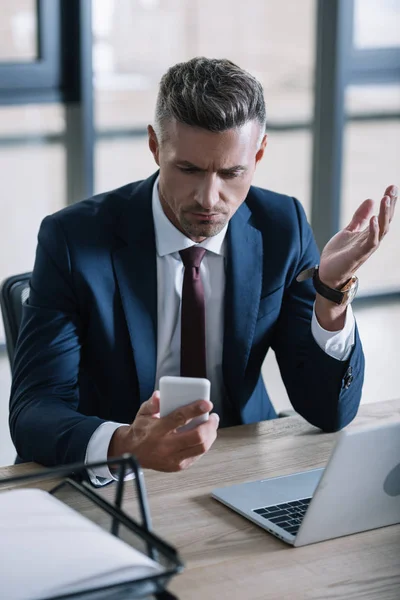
[148,120,267,242]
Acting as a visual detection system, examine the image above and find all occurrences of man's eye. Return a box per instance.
[221,172,240,179]
[179,167,198,174]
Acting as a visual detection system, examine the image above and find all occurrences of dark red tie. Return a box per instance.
[179,246,207,378]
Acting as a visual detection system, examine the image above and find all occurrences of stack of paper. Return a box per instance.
[0,488,162,600]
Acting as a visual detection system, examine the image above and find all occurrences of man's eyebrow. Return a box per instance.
[176,161,203,169]
[219,165,247,174]
[176,161,247,173]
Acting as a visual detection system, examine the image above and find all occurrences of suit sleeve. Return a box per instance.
[9,215,106,466]
[270,198,365,432]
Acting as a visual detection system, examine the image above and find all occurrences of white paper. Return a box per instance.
[0,488,162,600]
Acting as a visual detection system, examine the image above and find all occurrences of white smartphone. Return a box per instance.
[159,376,211,431]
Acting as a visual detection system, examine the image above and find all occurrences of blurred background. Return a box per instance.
[0,0,399,465]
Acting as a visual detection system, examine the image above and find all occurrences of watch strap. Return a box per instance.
[312,267,346,305]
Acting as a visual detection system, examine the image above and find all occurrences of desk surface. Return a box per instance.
[1,399,400,600]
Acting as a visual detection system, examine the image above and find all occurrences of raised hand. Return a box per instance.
[319,184,397,289]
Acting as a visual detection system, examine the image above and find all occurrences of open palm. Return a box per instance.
[319,185,397,289]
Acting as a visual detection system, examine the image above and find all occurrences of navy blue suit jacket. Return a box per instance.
[9,173,365,466]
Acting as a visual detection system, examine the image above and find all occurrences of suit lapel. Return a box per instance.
[223,202,263,404]
[112,175,158,403]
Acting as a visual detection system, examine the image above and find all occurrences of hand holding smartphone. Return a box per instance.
[159,376,211,431]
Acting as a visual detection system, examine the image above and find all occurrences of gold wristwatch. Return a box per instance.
[296,265,359,306]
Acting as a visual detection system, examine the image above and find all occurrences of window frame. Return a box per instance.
[0,0,62,104]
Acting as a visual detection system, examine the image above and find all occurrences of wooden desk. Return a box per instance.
[1,399,400,599]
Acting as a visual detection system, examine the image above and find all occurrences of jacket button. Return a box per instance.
[343,366,353,389]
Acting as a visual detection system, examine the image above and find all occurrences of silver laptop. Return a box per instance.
[212,420,400,546]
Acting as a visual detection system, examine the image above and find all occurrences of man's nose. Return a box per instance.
[196,175,220,210]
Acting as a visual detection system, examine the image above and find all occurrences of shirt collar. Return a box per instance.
[152,176,227,258]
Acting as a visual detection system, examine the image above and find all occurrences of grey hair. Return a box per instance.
[154,57,266,145]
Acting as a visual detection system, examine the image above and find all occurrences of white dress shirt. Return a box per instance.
[86,179,356,484]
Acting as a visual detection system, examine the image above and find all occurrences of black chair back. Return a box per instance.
[0,273,31,367]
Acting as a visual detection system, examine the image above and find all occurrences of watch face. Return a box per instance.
[345,278,359,304]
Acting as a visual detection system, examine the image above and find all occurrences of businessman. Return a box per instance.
[9,58,397,484]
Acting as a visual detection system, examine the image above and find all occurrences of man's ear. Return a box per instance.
[148,125,160,166]
[255,134,268,165]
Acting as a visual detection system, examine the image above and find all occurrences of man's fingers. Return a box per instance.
[156,413,219,468]
[346,199,374,232]
[384,184,397,198]
[208,412,220,427]
[367,215,380,250]
[346,186,397,236]
[175,419,219,461]
[177,443,211,464]
[157,399,213,434]
[172,413,220,449]
[378,195,391,240]
[137,391,160,417]
[387,185,398,223]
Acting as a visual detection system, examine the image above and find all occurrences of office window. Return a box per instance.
[0,0,38,63]
[253,130,312,218]
[353,0,400,49]
[341,119,400,295]
[96,137,156,193]
[347,83,400,116]
[0,104,66,342]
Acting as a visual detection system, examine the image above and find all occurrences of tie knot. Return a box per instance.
[179,246,206,269]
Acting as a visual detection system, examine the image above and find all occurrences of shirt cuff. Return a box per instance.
[85,421,134,486]
[311,303,356,361]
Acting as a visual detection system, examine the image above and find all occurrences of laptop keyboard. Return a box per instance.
[252,497,312,536]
